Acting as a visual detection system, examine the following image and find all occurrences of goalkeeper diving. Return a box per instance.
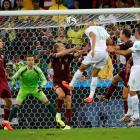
[2,54,65,131]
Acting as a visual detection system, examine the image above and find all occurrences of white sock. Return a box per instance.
[89,77,98,98]
[69,69,83,87]
[131,94,139,119]
[126,94,133,116]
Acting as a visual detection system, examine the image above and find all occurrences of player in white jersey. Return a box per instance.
[62,26,112,103]
[107,26,140,127]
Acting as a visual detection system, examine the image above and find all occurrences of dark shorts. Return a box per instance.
[118,68,130,87]
[53,82,71,96]
[0,86,12,98]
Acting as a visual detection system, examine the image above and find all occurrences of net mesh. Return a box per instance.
[0,11,140,128]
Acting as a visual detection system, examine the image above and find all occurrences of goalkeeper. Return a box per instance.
[2,54,65,131]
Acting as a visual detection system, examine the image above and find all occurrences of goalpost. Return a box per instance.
[0,8,140,128]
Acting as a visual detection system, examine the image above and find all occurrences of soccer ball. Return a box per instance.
[66,16,77,26]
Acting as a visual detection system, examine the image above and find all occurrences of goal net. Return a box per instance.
[0,9,140,128]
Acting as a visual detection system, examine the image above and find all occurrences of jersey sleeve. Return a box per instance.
[12,66,27,83]
[49,53,56,62]
[35,67,47,88]
[129,42,140,53]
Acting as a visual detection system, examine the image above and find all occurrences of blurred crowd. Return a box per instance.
[0,0,139,11]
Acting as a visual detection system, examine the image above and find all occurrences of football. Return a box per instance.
[66,16,77,26]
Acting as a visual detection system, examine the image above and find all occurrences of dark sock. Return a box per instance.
[66,109,72,126]
[3,106,10,120]
[46,102,56,116]
[8,105,19,122]
[123,100,128,114]
[105,83,117,100]
[56,99,63,113]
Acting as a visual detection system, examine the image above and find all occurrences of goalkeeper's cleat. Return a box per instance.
[84,97,94,103]
[62,81,72,91]
[56,113,65,127]
[2,120,13,131]
[63,125,71,130]
[119,115,131,122]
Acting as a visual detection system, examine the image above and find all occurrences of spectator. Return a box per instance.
[22,0,33,10]
[15,0,23,10]
[32,0,44,10]
[92,0,116,8]
[1,0,12,10]
[49,0,68,24]
[134,0,140,7]
[63,0,74,9]
[67,26,85,46]
[74,0,92,9]
[116,0,134,8]
[40,0,53,10]
[49,0,68,10]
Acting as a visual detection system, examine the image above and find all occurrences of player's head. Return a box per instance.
[26,54,35,67]
[53,42,65,53]
[120,28,131,41]
[32,0,40,9]
[0,38,4,49]
[135,25,140,39]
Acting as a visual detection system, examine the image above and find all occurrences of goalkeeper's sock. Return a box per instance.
[69,69,83,87]
[66,109,72,126]
[105,83,117,100]
[3,106,10,120]
[131,94,139,119]
[46,101,56,116]
[56,99,63,113]
[8,105,20,122]
[89,77,98,98]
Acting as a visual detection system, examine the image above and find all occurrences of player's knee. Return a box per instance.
[4,98,12,108]
[13,104,20,110]
[66,98,72,107]
[57,92,65,100]
[79,64,87,72]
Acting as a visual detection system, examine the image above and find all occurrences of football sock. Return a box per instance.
[66,109,72,126]
[126,94,133,116]
[3,106,10,120]
[46,101,56,116]
[131,94,139,119]
[69,69,83,87]
[8,105,20,122]
[105,83,117,100]
[56,99,63,113]
[123,100,128,114]
[89,77,98,98]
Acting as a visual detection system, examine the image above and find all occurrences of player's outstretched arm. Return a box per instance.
[55,46,80,58]
[35,67,47,88]
[107,46,132,56]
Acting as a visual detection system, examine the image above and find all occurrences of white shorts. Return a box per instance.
[82,51,108,69]
[128,65,140,91]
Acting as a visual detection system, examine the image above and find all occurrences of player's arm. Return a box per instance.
[36,67,47,88]
[55,46,80,58]
[12,67,26,83]
[107,47,132,56]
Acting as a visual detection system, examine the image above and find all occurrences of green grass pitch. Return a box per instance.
[0,128,139,140]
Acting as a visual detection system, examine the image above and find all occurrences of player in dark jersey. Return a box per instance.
[0,38,12,127]
[50,42,83,130]
[100,28,133,118]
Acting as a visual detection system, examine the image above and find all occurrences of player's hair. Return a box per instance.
[135,25,140,35]
[53,41,62,53]
[26,54,34,58]
[122,28,131,38]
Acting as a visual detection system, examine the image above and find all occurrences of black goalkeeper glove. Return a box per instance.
[38,86,43,92]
